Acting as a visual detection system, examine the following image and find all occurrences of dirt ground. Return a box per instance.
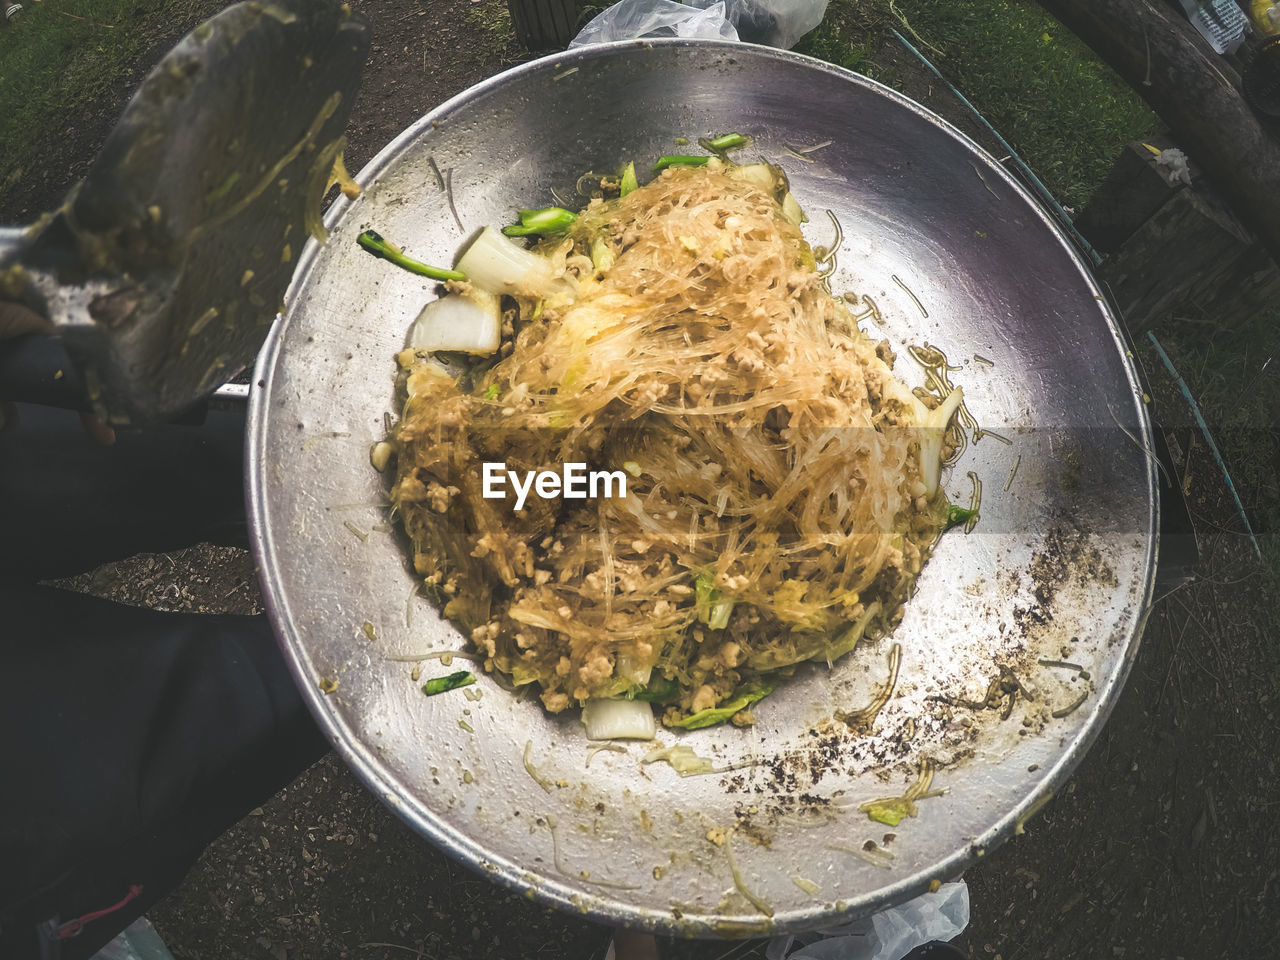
[7,1,1279,958]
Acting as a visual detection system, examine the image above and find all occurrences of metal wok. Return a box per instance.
[247,40,1158,938]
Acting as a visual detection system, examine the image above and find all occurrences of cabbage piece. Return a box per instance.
[810,601,880,664]
[641,744,715,777]
[589,236,616,274]
[581,698,656,740]
[694,570,735,630]
[619,161,638,197]
[858,760,943,826]
[861,797,916,827]
[630,676,677,703]
[725,162,785,197]
[407,290,502,354]
[668,679,776,730]
[781,192,807,225]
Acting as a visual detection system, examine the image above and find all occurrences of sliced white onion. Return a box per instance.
[406,289,501,355]
[581,698,655,741]
[455,226,564,298]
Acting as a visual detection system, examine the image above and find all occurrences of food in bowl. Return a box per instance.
[375,150,968,734]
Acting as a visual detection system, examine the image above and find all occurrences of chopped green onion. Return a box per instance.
[701,132,749,152]
[502,206,577,237]
[945,504,979,531]
[357,230,467,281]
[652,155,711,173]
[483,383,502,400]
[619,161,638,197]
[421,670,476,696]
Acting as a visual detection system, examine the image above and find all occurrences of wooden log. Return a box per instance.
[1039,0,1280,266]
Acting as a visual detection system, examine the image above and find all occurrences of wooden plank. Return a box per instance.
[1098,182,1280,330]
[1074,135,1179,256]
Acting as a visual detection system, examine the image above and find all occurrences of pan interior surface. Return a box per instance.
[248,40,1157,937]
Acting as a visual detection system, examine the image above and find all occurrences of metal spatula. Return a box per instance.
[0,0,370,425]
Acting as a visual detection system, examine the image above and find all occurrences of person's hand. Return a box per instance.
[0,302,115,444]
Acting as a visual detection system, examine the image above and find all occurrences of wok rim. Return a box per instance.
[247,37,1160,937]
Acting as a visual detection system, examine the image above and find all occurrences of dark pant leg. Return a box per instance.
[0,403,250,581]
[0,585,328,960]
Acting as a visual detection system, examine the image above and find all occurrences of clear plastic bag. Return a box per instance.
[570,0,828,50]
[717,0,829,49]
[89,918,177,960]
[569,0,740,47]
[765,881,970,960]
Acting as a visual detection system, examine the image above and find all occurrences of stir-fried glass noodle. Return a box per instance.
[381,157,965,732]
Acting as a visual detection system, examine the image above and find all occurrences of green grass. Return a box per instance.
[0,0,209,197]
[1145,303,1280,679]
[794,7,877,75]
[1146,305,1280,541]
[464,0,521,64]
[799,0,1158,210]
